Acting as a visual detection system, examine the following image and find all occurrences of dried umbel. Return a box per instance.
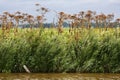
[1,12,15,34]
[35,3,40,6]
[9,14,14,18]
[27,15,34,29]
[58,12,70,27]
[84,10,95,29]
[99,14,107,21]
[3,12,9,15]
[15,11,21,15]
[41,7,49,13]
[107,14,114,20]
[35,3,49,15]
[59,12,65,16]
[37,16,42,20]
[87,10,93,14]
[36,16,43,24]
[79,11,85,17]
[2,15,7,21]
[116,18,120,23]
[95,13,107,27]
[58,12,65,28]
[1,15,8,32]
[22,13,28,16]
[35,3,49,28]
[85,13,92,19]
[14,15,23,23]
[27,15,33,19]
[106,14,114,28]
[0,9,119,32]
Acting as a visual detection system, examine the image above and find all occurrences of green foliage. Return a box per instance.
[0,28,120,73]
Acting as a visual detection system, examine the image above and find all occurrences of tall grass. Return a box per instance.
[0,28,120,73]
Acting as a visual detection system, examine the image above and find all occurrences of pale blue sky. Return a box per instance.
[0,0,120,22]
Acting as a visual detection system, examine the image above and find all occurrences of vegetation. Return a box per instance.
[0,28,119,73]
[0,3,120,73]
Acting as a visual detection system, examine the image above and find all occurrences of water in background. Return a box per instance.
[0,73,120,80]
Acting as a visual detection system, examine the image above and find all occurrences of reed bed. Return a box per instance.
[0,27,120,73]
[0,3,120,73]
